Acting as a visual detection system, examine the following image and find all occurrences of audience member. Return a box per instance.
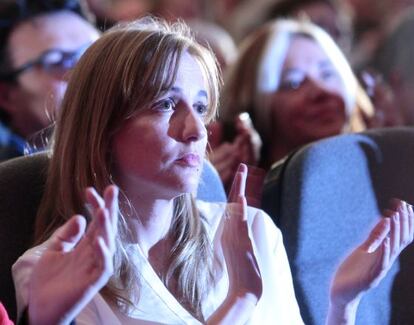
[266,0,353,57]
[85,0,150,26]
[220,19,371,169]
[344,0,414,67]
[0,0,99,161]
[187,19,237,73]
[11,17,414,325]
[371,8,414,126]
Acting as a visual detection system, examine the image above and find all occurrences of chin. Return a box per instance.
[167,179,200,198]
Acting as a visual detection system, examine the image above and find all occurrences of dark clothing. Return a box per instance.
[0,122,27,162]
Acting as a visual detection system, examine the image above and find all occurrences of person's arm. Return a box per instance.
[327,200,414,325]
[206,164,262,325]
[26,186,119,325]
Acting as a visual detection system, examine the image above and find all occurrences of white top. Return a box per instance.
[13,201,303,324]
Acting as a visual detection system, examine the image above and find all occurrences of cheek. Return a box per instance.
[19,71,65,99]
[325,78,347,100]
[112,123,159,174]
[271,94,304,128]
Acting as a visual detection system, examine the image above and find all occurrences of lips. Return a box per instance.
[305,101,346,122]
[176,153,201,167]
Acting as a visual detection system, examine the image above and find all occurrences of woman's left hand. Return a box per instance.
[330,199,414,309]
[28,186,119,325]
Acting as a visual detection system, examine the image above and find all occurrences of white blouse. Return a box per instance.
[13,201,303,324]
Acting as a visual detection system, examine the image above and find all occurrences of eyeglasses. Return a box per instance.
[0,43,91,81]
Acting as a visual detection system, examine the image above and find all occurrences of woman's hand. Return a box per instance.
[28,186,119,325]
[208,113,262,192]
[207,164,262,324]
[223,164,262,301]
[328,199,414,324]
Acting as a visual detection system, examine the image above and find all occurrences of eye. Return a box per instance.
[279,71,306,91]
[152,97,177,112]
[194,102,208,116]
[279,77,304,91]
[321,68,338,80]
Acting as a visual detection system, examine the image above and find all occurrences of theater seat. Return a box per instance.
[262,127,414,325]
[0,152,225,321]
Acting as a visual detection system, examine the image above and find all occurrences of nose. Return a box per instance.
[306,77,337,102]
[181,108,207,143]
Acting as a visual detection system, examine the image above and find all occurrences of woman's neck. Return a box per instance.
[127,195,175,258]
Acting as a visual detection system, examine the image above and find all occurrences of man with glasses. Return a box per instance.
[0,0,99,161]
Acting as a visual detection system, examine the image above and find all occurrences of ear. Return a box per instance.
[0,81,17,115]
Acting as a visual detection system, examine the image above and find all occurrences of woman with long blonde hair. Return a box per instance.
[12,17,413,325]
[221,18,372,169]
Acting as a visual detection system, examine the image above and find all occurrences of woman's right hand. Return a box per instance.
[28,185,119,325]
[207,164,262,325]
[222,163,262,301]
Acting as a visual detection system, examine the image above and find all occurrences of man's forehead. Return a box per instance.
[8,11,99,66]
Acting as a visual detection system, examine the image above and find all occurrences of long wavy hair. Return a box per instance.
[34,17,221,321]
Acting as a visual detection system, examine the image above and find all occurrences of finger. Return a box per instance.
[389,213,400,258]
[104,185,119,231]
[400,202,410,247]
[235,112,254,133]
[48,215,87,252]
[237,195,248,222]
[388,198,403,212]
[85,187,105,213]
[210,143,236,163]
[362,218,391,253]
[380,236,391,270]
[84,206,114,253]
[228,164,248,202]
[408,204,414,243]
[94,236,113,273]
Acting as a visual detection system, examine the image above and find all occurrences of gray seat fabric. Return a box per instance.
[0,153,225,321]
[197,159,227,202]
[0,153,48,321]
[262,127,414,325]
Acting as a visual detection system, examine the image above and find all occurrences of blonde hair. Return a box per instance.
[35,17,220,320]
[221,18,371,149]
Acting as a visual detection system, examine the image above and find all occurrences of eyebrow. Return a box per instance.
[171,87,208,99]
[282,59,334,75]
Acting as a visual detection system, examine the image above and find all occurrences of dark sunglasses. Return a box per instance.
[0,43,91,81]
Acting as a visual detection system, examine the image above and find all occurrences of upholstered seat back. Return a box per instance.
[262,127,414,325]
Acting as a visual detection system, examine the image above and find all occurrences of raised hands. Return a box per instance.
[207,164,262,324]
[328,199,414,324]
[27,186,119,325]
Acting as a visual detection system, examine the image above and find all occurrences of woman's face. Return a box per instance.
[270,35,347,147]
[112,52,209,200]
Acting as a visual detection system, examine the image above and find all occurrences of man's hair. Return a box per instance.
[268,0,337,20]
[0,0,92,80]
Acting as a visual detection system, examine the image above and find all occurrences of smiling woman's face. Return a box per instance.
[270,35,347,148]
[111,52,209,200]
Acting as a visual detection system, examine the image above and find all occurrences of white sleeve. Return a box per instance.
[76,294,122,325]
[12,244,46,318]
[249,208,304,325]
